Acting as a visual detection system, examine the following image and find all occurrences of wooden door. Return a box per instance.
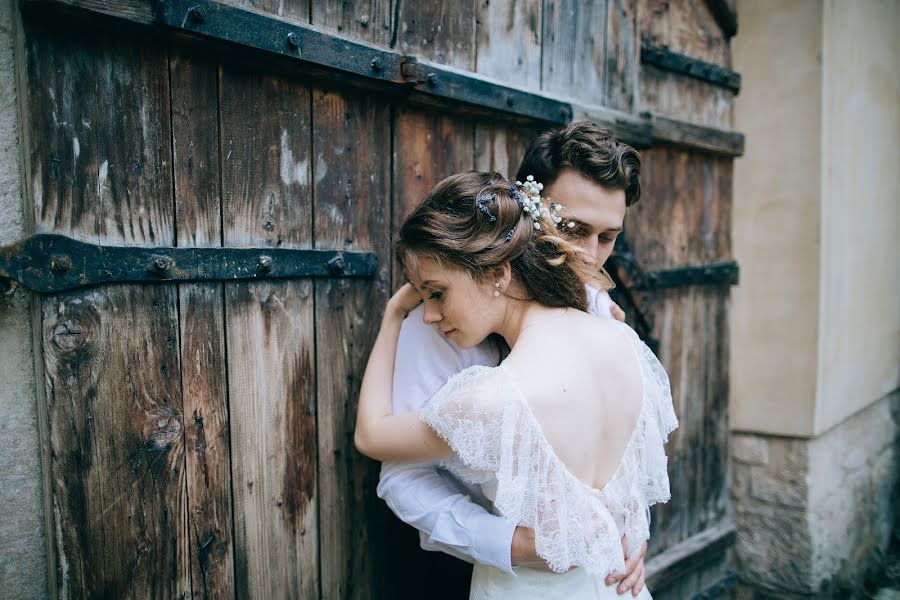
[9,1,741,598]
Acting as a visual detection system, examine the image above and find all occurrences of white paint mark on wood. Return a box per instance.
[280,130,308,186]
[315,153,328,186]
[280,130,294,186]
[294,159,308,187]
[32,169,43,219]
[97,160,109,200]
[53,499,70,600]
[327,204,344,226]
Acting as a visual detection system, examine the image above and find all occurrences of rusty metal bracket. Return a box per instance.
[641,39,741,94]
[0,234,378,294]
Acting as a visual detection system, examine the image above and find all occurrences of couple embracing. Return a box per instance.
[354,122,678,599]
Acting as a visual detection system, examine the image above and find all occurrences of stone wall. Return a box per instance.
[0,0,49,596]
[732,391,899,597]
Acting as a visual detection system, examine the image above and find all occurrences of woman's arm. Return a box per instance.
[354,284,453,463]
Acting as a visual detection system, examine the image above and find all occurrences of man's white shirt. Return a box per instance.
[377,287,615,573]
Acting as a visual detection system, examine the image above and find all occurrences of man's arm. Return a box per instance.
[376,304,519,573]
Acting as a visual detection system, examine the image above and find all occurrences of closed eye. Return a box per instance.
[563,223,590,239]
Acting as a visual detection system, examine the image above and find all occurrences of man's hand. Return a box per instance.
[610,300,626,322]
[605,536,647,596]
[510,526,555,571]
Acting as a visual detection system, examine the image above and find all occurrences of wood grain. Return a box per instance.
[25,18,189,597]
[395,0,477,70]
[313,86,391,600]
[474,120,541,179]
[475,0,542,87]
[624,147,733,556]
[312,0,393,47]
[541,0,608,103]
[233,0,310,24]
[637,0,734,128]
[605,0,638,111]
[219,63,318,599]
[170,45,235,599]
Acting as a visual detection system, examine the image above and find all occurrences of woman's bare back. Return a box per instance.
[502,309,644,490]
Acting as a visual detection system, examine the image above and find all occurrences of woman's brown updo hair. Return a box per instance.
[397,171,596,312]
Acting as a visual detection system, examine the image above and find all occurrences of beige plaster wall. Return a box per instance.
[816,0,900,434]
[731,0,823,436]
[0,0,48,595]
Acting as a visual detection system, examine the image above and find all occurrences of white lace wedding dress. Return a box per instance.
[420,322,678,599]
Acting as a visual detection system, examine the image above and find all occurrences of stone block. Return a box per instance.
[733,435,770,465]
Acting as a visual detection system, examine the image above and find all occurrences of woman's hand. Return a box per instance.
[386,283,422,319]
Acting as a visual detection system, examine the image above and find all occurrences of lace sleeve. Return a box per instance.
[421,366,628,575]
[601,324,679,558]
[419,365,505,486]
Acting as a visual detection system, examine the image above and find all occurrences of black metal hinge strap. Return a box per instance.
[0,234,378,294]
[641,39,741,94]
[609,255,739,291]
[154,0,572,124]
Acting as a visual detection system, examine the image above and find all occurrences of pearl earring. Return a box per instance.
[494,282,501,297]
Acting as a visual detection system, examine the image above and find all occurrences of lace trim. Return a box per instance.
[420,323,677,574]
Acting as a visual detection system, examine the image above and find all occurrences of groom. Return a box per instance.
[378,122,647,595]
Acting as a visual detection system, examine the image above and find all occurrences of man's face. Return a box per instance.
[543,168,626,266]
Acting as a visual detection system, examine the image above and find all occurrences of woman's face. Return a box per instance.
[407,255,501,349]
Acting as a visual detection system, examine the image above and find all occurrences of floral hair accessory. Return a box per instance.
[476,193,497,222]
[511,175,575,232]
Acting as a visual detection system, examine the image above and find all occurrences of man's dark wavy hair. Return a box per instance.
[516,121,642,206]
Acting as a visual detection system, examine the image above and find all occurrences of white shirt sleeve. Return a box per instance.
[587,285,615,320]
[377,305,517,573]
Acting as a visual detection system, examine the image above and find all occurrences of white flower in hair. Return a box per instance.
[511,176,575,233]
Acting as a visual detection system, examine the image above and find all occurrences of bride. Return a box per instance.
[354,171,677,599]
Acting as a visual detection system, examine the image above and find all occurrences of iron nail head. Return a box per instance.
[287,32,301,49]
[50,255,73,273]
[257,255,273,274]
[328,254,346,275]
[187,5,206,23]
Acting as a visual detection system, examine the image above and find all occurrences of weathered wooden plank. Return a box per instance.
[395,0,477,70]
[393,110,476,227]
[646,521,736,589]
[23,0,155,24]
[312,0,392,47]
[637,0,734,128]
[169,45,234,599]
[605,0,638,111]
[313,87,391,600]
[475,0,542,87]
[42,287,189,598]
[541,0,608,103]
[233,0,310,24]
[623,147,733,558]
[25,16,189,597]
[649,113,742,156]
[474,121,541,179]
[219,64,318,599]
[627,148,733,270]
